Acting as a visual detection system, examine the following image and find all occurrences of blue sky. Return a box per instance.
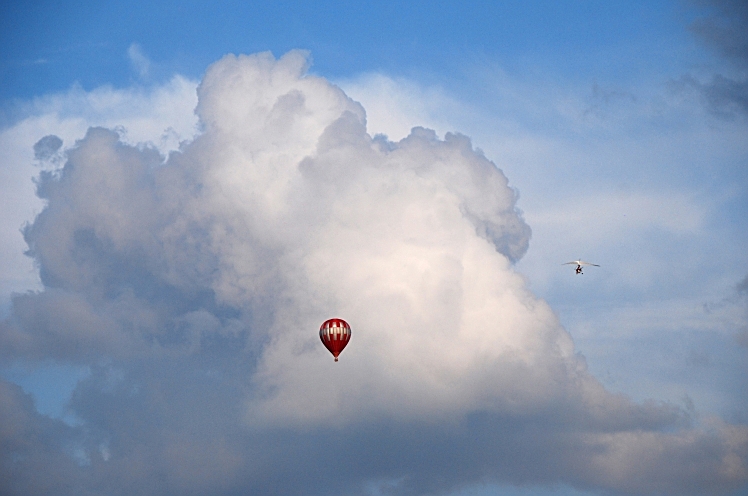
[0,1,710,98]
[1,1,747,495]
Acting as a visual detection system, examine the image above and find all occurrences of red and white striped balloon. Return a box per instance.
[319,318,351,362]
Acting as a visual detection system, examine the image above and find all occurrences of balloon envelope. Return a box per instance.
[319,318,351,362]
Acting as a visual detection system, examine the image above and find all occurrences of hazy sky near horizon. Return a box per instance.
[1,2,747,496]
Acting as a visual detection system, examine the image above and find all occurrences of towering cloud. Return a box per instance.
[1,51,746,495]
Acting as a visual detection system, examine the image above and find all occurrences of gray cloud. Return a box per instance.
[672,73,748,118]
[1,51,747,495]
[738,275,748,295]
[0,379,82,495]
[682,0,748,117]
[32,135,63,162]
[689,0,748,65]
[737,275,748,348]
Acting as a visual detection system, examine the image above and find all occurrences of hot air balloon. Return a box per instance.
[319,318,351,362]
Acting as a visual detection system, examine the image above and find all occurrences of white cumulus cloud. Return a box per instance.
[1,51,746,496]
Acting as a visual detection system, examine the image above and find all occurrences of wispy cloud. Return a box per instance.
[127,42,151,80]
